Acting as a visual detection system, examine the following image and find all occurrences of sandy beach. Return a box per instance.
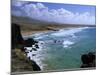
[20,25,80,37]
[21,30,52,37]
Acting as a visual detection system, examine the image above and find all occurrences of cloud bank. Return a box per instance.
[11,1,95,25]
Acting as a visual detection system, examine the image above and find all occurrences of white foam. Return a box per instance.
[24,47,32,51]
[32,54,45,70]
[34,36,45,39]
[51,27,89,37]
[24,40,46,70]
[34,35,48,40]
[63,40,74,48]
[25,49,45,70]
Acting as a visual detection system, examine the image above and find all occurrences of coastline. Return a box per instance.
[21,26,95,70]
[21,26,93,37]
[11,23,41,72]
[21,30,52,37]
[11,23,96,72]
[21,26,80,37]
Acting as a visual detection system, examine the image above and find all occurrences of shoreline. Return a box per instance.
[24,40,45,70]
[21,27,80,37]
[21,30,53,37]
[21,26,94,37]
[22,26,95,70]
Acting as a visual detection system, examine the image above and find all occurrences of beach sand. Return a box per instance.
[21,30,52,37]
[20,26,77,37]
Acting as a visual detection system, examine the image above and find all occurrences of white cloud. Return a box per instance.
[11,0,27,7]
[12,1,95,25]
[36,3,46,9]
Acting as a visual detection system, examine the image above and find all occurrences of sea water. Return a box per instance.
[25,27,96,71]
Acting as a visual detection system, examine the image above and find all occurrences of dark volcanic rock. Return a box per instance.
[32,48,37,51]
[35,44,39,49]
[11,23,25,49]
[25,38,38,47]
[81,52,96,68]
[31,60,41,71]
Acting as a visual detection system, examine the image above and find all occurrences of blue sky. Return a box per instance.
[37,2,95,15]
[11,0,96,25]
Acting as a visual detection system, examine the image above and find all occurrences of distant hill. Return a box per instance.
[12,16,57,26]
[11,16,96,32]
[12,15,96,27]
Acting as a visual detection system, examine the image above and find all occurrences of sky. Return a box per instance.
[11,0,96,25]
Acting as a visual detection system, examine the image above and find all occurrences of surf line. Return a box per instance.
[24,40,45,70]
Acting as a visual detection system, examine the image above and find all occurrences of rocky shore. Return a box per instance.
[11,23,96,72]
[11,23,41,72]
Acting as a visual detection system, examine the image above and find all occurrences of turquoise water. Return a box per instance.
[32,27,96,70]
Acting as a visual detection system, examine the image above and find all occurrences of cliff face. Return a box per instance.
[11,23,41,73]
[11,23,24,49]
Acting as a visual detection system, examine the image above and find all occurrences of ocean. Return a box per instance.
[24,27,96,71]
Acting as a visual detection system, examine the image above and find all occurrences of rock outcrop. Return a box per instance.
[81,52,96,68]
[11,23,24,49]
[11,23,41,72]
[25,38,38,47]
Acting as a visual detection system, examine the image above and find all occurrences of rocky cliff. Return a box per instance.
[11,23,41,73]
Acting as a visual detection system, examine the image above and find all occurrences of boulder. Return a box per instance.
[81,52,96,68]
[35,44,39,49]
[25,38,38,47]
